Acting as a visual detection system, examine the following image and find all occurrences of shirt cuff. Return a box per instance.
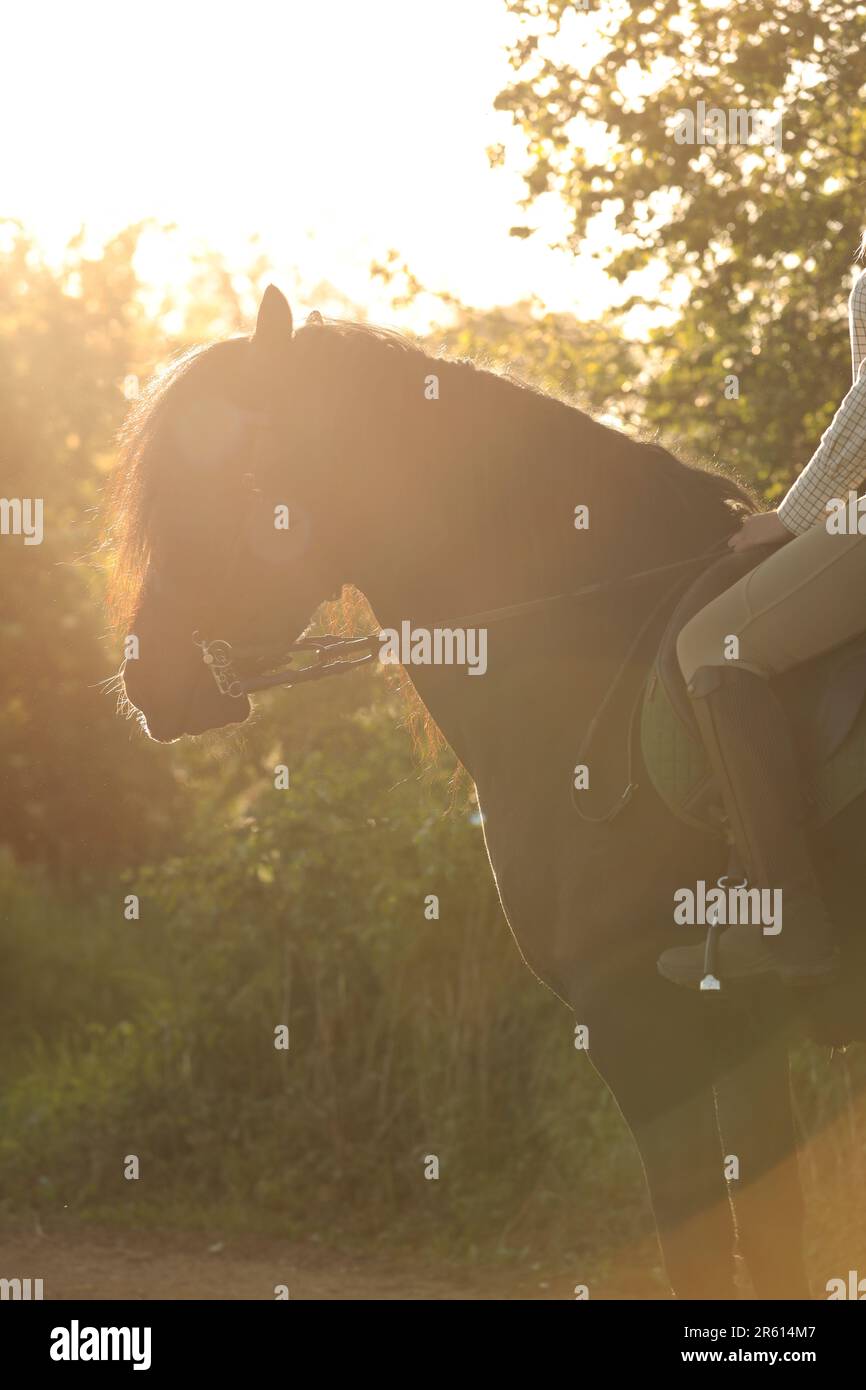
[776,488,821,536]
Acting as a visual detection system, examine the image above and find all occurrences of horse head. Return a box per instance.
[111,286,359,741]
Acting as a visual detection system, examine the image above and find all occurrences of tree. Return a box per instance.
[496,0,866,496]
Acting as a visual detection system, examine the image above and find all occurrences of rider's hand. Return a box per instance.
[728,510,793,552]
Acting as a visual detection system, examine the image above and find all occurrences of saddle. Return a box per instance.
[640,545,866,835]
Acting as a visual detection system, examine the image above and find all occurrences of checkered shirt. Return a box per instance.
[778,270,866,534]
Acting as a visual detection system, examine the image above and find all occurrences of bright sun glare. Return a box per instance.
[2,0,629,327]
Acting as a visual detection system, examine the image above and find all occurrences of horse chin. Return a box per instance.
[141,696,251,743]
[125,664,252,743]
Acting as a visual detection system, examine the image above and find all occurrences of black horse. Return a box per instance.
[111,285,863,1299]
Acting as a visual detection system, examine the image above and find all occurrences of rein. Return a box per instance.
[194,538,735,699]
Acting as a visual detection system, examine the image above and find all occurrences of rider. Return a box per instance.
[658,246,866,988]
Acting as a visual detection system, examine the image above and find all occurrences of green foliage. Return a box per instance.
[498,1,866,489]
[0,705,644,1258]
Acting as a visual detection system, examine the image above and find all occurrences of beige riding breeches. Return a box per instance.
[676,522,866,685]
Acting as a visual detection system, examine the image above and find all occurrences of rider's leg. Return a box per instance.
[659,522,866,988]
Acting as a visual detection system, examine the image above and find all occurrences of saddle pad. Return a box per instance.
[641,668,866,833]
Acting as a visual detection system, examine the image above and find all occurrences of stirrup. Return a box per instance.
[699,873,749,992]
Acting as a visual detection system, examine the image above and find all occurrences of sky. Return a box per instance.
[1,0,624,328]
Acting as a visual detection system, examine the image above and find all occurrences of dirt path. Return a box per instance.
[0,1227,659,1300]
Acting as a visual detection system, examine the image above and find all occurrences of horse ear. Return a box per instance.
[252,285,294,354]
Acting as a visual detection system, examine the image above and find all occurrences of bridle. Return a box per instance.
[193,538,737,699]
[193,629,381,698]
[182,400,742,699]
[166,378,743,700]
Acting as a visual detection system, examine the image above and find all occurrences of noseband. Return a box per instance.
[193,630,380,698]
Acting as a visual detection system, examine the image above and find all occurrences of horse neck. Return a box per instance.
[350,367,730,782]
